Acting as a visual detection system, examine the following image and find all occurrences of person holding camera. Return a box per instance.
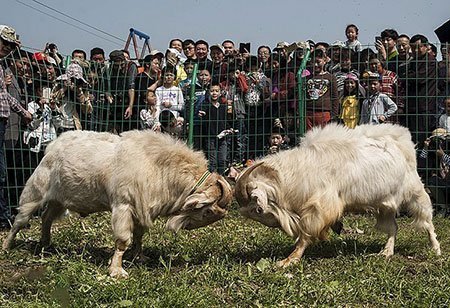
[0,25,32,229]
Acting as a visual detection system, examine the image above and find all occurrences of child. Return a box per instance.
[140,89,160,131]
[266,126,290,155]
[359,72,397,125]
[155,66,185,133]
[438,97,450,133]
[339,73,362,128]
[345,24,362,52]
[178,59,195,97]
[199,83,229,174]
[305,49,339,130]
[24,85,62,153]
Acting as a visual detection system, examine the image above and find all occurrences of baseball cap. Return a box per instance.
[149,49,164,58]
[109,49,126,62]
[274,41,289,50]
[33,52,57,66]
[210,44,225,54]
[0,25,20,46]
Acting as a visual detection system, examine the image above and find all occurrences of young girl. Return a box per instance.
[339,73,361,128]
[345,24,362,52]
[155,66,185,126]
[140,89,160,131]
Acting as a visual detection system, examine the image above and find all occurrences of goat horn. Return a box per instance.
[234,161,264,203]
[217,176,233,209]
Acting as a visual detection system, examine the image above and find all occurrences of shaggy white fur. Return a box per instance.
[3,130,232,278]
[235,123,441,267]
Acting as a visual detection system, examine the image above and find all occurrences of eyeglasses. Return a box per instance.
[258,51,270,56]
[183,46,194,50]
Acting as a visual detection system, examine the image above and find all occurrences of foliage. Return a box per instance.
[1,208,449,307]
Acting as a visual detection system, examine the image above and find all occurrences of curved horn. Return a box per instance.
[234,161,264,204]
[217,176,233,209]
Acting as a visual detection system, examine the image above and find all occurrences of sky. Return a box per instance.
[4,0,450,59]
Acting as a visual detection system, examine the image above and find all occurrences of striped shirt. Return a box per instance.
[0,64,27,119]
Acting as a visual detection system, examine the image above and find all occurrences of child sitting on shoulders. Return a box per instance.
[345,24,362,52]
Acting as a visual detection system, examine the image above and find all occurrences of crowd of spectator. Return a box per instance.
[1,22,450,228]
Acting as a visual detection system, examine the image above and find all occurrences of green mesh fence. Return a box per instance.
[1,42,450,216]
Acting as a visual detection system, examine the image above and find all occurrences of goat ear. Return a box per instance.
[183,195,203,209]
[250,188,268,207]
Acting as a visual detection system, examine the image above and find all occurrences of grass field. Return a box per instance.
[1,206,449,307]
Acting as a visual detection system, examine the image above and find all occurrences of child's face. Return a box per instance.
[198,70,211,86]
[313,57,325,72]
[209,85,221,101]
[369,59,382,73]
[163,72,175,84]
[146,91,156,105]
[346,27,358,42]
[344,79,357,94]
[340,56,351,69]
[445,99,450,115]
[368,80,381,94]
[269,134,284,147]
[184,63,194,75]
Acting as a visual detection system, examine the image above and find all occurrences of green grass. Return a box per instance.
[1,206,449,307]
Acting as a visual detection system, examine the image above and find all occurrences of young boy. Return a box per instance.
[199,83,229,174]
[266,126,290,155]
[305,49,339,130]
[359,72,397,125]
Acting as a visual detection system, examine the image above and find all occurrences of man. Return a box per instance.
[406,34,438,143]
[195,39,212,71]
[0,25,32,229]
[108,49,137,133]
[222,39,236,62]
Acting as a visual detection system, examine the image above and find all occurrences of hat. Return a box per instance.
[274,41,289,50]
[109,49,125,62]
[149,49,164,58]
[56,63,88,84]
[166,48,182,59]
[435,19,450,44]
[32,52,57,66]
[331,40,346,48]
[361,70,381,81]
[0,25,20,46]
[431,128,448,138]
[344,72,359,82]
[286,41,309,53]
[210,44,225,54]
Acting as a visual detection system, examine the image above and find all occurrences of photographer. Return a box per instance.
[419,129,450,216]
